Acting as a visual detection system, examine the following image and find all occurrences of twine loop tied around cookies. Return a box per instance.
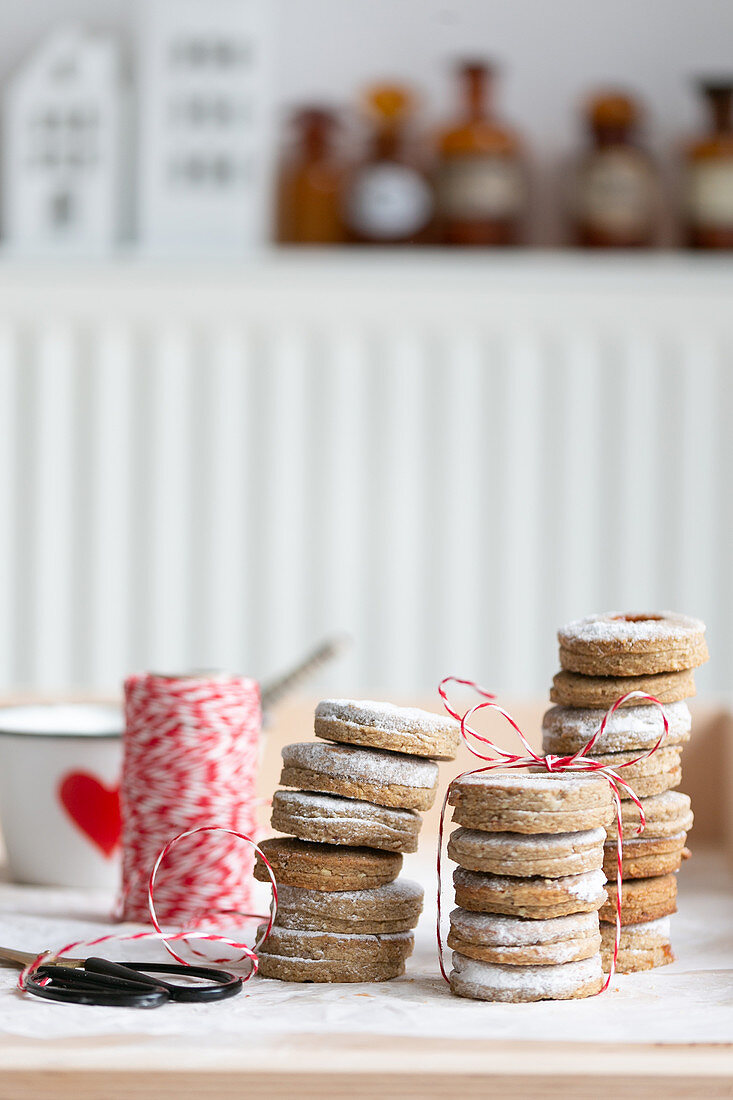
[436,677,671,992]
[18,826,278,993]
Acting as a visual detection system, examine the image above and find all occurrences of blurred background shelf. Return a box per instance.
[4,0,733,251]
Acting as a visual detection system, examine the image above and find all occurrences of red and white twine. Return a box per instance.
[18,824,278,991]
[436,677,671,991]
[120,672,262,924]
[19,671,276,993]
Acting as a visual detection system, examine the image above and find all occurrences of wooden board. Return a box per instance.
[1,1035,733,1098]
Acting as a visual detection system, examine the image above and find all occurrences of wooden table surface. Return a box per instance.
[1,1033,733,1099]
[1,696,731,1098]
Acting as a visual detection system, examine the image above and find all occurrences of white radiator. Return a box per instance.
[0,252,731,698]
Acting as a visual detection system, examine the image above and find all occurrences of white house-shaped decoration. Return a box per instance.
[3,26,122,252]
[137,0,272,253]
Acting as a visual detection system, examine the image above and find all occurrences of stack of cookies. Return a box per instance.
[544,611,707,973]
[446,771,614,1001]
[255,699,459,982]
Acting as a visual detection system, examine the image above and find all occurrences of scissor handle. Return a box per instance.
[85,958,243,1003]
[26,965,168,1008]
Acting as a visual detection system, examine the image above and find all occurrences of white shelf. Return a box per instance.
[0,247,729,303]
[0,248,730,329]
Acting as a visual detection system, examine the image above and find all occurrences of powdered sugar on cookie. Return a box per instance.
[601,915,671,942]
[450,826,605,853]
[542,701,691,751]
[274,789,419,823]
[613,790,693,838]
[282,741,438,789]
[457,771,606,793]
[276,879,424,910]
[261,925,415,947]
[563,869,607,902]
[453,866,607,902]
[316,699,458,735]
[450,952,603,998]
[559,611,705,647]
[449,908,598,946]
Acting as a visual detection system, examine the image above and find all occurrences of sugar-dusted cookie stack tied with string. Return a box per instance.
[544,611,707,973]
[447,771,614,1001]
[255,700,459,982]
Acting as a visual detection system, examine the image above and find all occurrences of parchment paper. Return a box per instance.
[1,851,731,1044]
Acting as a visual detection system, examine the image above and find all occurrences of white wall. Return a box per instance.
[1,1,730,148]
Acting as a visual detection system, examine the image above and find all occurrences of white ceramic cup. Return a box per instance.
[0,703,123,889]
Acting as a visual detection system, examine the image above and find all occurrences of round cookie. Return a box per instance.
[590,745,682,800]
[551,669,696,708]
[448,826,606,878]
[448,771,614,834]
[603,833,690,879]
[315,698,459,760]
[271,790,421,853]
[258,956,404,983]
[600,916,674,973]
[280,741,439,812]
[453,866,607,918]
[542,702,691,754]
[607,790,693,842]
[447,908,601,965]
[599,873,677,925]
[450,952,604,1002]
[273,880,424,934]
[558,611,708,677]
[254,837,402,892]
[257,925,414,983]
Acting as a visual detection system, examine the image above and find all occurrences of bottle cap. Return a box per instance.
[364,84,414,122]
[698,78,733,97]
[457,60,494,79]
[586,91,639,130]
[291,106,337,130]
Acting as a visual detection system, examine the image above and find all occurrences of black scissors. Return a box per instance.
[0,946,243,1008]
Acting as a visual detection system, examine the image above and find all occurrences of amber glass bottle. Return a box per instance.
[573,92,658,248]
[276,108,346,244]
[344,85,435,245]
[685,81,733,249]
[436,62,525,246]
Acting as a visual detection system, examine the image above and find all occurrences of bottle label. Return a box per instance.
[687,161,733,227]
[347,164,433,239]
[577,149,655,236]
[438,156,525,219]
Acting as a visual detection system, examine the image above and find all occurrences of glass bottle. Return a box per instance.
[685,81,733,249]
[344,85,435,245]
[276,107,346,245]
[573,92,658,248]
[436,62,525,246]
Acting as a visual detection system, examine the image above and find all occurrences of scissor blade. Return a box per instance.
[0,946,82,969]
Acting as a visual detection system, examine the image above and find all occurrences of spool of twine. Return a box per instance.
[120,672,261,923]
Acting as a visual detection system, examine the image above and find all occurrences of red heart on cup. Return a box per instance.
[58,772,122,858]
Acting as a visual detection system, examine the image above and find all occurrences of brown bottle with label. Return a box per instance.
[573,92,658,248]
[685,81,733,249]
[344,85,435,245]
[436,61,525,246]
[276,107,346,244]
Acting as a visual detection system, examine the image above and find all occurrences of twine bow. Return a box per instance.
[437,677,671,991]
[19,826,278,992]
